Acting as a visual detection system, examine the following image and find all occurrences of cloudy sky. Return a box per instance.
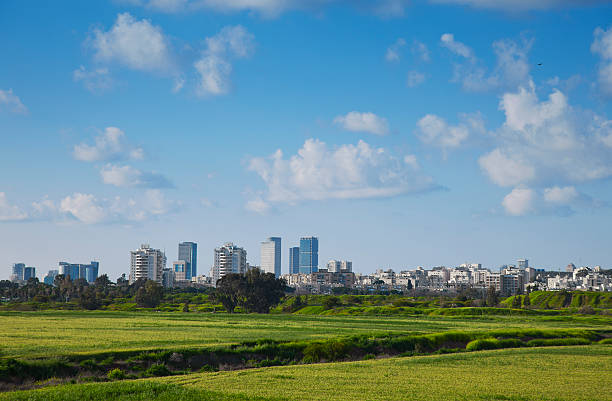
[2,0,612,279]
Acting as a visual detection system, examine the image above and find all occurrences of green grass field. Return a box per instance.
[3,345,610,400]
[1,310,610,358]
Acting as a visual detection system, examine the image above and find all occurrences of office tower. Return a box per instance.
[289,247,300,274]
[299,236,318,274]
[23,266,36,281]
[212,242,247,284]
[261,237,281,278]
[10,263,25,282]
[173,260,187,281]
[44,270,59,285]
[129,244,166,284]
[162,268,175,288]
[178,242,197,280]
[517,259,528,270]
[58,261,99,283]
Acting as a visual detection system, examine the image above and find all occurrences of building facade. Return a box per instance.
[178,242,197,280]
[289,247,300,274]
[129,244,166,284]
[43,270,59,285]
[173,260,187,282]
[212,242,247,284]
[59,261,99,283]
[10,263,25,282]
[299,236,318,274]
[260,237,281,278]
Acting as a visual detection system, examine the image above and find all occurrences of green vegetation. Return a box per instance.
[3,345,611,400]
[502,290,612,309]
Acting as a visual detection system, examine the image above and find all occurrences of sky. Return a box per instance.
[2,0,612,280]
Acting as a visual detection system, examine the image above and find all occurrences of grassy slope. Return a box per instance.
[3,345,611,401]
[1,310,611,358]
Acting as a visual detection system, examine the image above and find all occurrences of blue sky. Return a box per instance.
[2,0,612,279]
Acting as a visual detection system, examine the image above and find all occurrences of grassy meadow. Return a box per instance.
[1,310,611,358]
[2,345,611,401]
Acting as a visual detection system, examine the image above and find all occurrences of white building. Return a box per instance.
[327,260,352,273]
[260,237,281,278]
[212,242,247,284]
[129,244,166,284]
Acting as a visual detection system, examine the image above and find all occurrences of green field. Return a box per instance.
[1,310,610,358]
[3,345,611,400]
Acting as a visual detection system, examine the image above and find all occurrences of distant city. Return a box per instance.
[8,236,612,295]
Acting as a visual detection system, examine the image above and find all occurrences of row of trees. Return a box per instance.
[214,269,286,313]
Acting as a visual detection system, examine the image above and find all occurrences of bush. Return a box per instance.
[144,363,171,377]
[527,338,591,347]
[598,338,612,345]
[362,354,375,360]
[107,368,126,380]
[578,305,595,315]
[465,338,524,351]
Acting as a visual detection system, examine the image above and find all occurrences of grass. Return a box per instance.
[3,345,611,400]
[1,310,610,359]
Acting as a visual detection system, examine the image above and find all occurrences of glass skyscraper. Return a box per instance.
[261,237,281,278]
[289,247,300,274]
[59,261,99,283]
[299,236,318,274]
[178,242,197,280]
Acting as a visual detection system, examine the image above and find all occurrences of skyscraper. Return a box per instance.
[23,266,36,281]
[130,244,166,284]
[59,261,99,283]
[10,263,25,282]
[212,242,247,284]
[44,270,59,285]
[299,236,318,274]
[178,242,197,280]
[261,237,281,278]
[289,247,300,274]
[518,259,528,270]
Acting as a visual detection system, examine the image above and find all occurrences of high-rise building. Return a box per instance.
[212,242,247,284]
[23,266,36,281]
[289,247,300,274]
[517,259,528,270]
[10,263,25,282]
[44,270,59,285]
[327,260,352,273]
[130,244,166,284]
[173,260,187,281]
[299,236,318,274]
[59,261,99,283]
[261,237,281,278]
[178,242,197,280]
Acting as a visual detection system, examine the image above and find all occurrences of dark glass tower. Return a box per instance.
[178,242,197,280]
[299,237,318,274]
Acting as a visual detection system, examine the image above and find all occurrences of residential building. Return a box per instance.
[517,259,529,270]
[59,261,99,283]
[173,260,187,282]
[299,236,318,274]
[178,242,197,280]
[261,237,281,278]
[162,268,175,288]
[43,270,59,285]
[129,244,166,284]
[327,260,352,273]
[212,242,247,284]
[289,247,300,274]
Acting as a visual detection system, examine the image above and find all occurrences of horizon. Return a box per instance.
[2,1,612,280]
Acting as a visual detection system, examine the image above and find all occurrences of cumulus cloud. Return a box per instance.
[416,112,484,150]
[89,12,174,73]
[500,185,599,216]
[73,66,113,93]
[73,127,144,162]
[245,197,271,213]
[385,38,406,62]
[0,193,28,221]
[406,71,426,87]
[502,187,534,216]
[0,89,27,114]
[412,40,430,62]
[429,0,612,12]
[333,111,389,135]
[591,26,612,97]
[247,139,435,210]
[100,164,174,188]
[60,193,107,224]
[440,33,474,60]
[194,25,255,96]
[543,186,579,204]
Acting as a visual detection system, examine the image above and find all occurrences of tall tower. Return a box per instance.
[289,247,300,274]
[178,242,198,280]
[130,244,166,284]
[212,243,247,284]
[517,259,528,270]
[261,237,281,278]
[299,236,318,274]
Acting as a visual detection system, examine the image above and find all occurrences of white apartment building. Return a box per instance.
[327,260,353,273]
[212,242,247,284]
[129,244,166,284]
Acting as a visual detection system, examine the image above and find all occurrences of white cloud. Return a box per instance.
[73,127,144,162]
[147,0,188,12]
[543,186,579,204]
[412,40,430,62]
[591,26,612,97]
[245,197,271,213]
[89,12,174,73]
[429,0,612,11]
[247,139,435,209]
[502,187,534,216]
[440,33,474,60]
[385,38,406,62]
[60,193,107,224]
[194,25,255,96]
[0,193,28,221]
[73,66,113,93]
[333,111,389,135]
[406,70,425,87]
[478,148,536,187]
[100,164,173,188]
[416,112,484,149]
[0,89,27,114]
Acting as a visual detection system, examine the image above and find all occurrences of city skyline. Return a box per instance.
[2,1,612,281]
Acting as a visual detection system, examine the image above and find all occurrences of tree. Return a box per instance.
[486,286,498,307]
[79,286,101,310]
[242,269,286,313]
[135,280,163,308]
[214,274,246,313]
[182,301,190,312]
[323,295,342,310]
[512,295,521,308]
[523,292,531,308]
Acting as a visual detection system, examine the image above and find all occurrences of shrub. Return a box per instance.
[527,338,591,347]
[578,305,595,315]
[144,363,171,377]
[362,354,375,360]
[107,368,126,380]
[598,338,612,345]
[465,338,524,351]
[79,359,99,370]
[198,365,218,373]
